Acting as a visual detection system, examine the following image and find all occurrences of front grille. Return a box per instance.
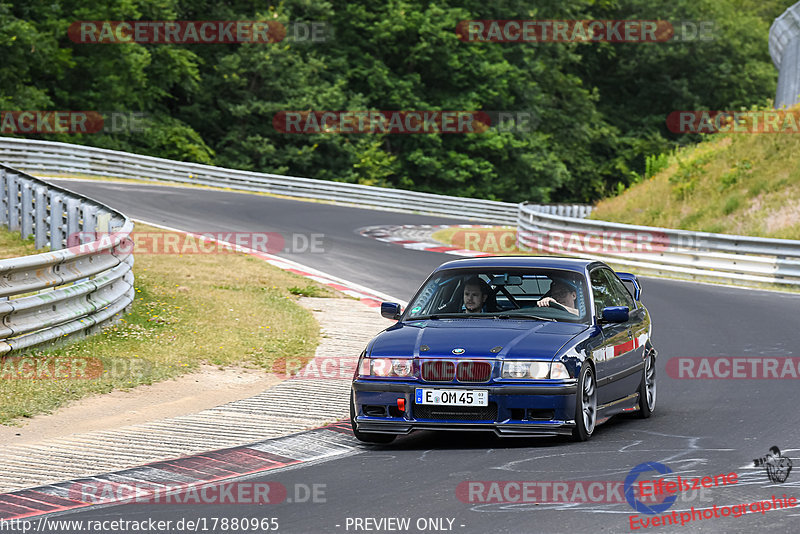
[457,361,492,382]
[422,360,455,382]
[414,403,498,421]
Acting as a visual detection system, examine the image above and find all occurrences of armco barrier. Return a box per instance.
[0,138,591,224]
[517,202,800,287]
[0,163,134,354]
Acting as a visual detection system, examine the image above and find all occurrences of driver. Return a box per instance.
[462,276,490,313]
[537,280,579,316]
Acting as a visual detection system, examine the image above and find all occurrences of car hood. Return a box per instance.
[369,319,588,360]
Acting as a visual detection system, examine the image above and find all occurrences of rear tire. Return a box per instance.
[637,350,656,418]
[350,392,396,444]
[572,363,597,442]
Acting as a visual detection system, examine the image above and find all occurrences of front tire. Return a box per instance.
[637,350,657,418]
[350,391,396,444]
[572,363,597,442]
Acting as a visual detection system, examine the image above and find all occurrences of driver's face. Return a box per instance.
[463,285,487,313]
[551,287,576,308]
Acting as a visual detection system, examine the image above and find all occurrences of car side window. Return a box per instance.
[595,268,636,310]
[590,269,613,317]
[602,270,636,309]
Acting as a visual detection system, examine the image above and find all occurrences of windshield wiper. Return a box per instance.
[406,313,463,320]
[494,314,556,322]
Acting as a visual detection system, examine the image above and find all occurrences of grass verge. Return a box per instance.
[591,131,800,240]
[0,222,330,425]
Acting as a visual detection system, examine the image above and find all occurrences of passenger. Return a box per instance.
[537,280,579,316]
[463,276,490,313]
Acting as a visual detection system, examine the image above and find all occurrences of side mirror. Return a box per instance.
[601,306,629,323]
[381,302,402,320]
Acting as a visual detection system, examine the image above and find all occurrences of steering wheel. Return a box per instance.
[539,297,567,312]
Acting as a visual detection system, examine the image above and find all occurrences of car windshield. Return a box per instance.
[403,268,590,324]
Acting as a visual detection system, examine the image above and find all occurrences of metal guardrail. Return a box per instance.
[517,202,800,287]
[0,138,519,223]
[0,138,594,224]
[0,163,134,354]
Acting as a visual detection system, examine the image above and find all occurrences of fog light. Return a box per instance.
[397,398,405,411]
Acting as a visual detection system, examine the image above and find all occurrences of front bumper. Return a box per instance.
[352,379,578,437]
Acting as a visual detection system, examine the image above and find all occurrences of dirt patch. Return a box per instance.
[0,365,281,446]
[765,198,800,233]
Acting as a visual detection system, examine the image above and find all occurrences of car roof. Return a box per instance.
[433,256,598,274]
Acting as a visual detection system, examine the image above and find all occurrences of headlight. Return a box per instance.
[529,362,550,379]
[392,359,413,377]
[358,357,415,378]
[503,361,529,378]
[501,360,572,379]
[549,362,570,379]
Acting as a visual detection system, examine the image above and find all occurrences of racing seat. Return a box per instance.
[484,290,499,312]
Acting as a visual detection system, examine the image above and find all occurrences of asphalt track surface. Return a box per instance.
[45,181,800,533]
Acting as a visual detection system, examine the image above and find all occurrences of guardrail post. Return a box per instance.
[82,205,98,242]
[0,168,6,225]
[6,172,19,232]
[34,186,47,250]
[20,182,33,240]
[95,211,112,234]
[49,192,64,250]
[66,197,81,245]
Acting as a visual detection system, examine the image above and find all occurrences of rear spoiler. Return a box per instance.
[615,272,641,301]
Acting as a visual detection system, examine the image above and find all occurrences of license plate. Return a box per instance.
[415,388,488,406]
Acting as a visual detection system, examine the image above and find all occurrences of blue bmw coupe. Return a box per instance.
[350,256,657,443]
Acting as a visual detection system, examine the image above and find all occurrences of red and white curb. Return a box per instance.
[358,224,494,258]
[0,422,359,520]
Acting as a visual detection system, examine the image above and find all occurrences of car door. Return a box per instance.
[588,267,642,405]
[601,269,646,399]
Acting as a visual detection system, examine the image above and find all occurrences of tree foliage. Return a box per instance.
[0,0,780,202]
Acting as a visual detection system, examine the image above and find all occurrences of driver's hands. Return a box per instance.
[537,297,558,307]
